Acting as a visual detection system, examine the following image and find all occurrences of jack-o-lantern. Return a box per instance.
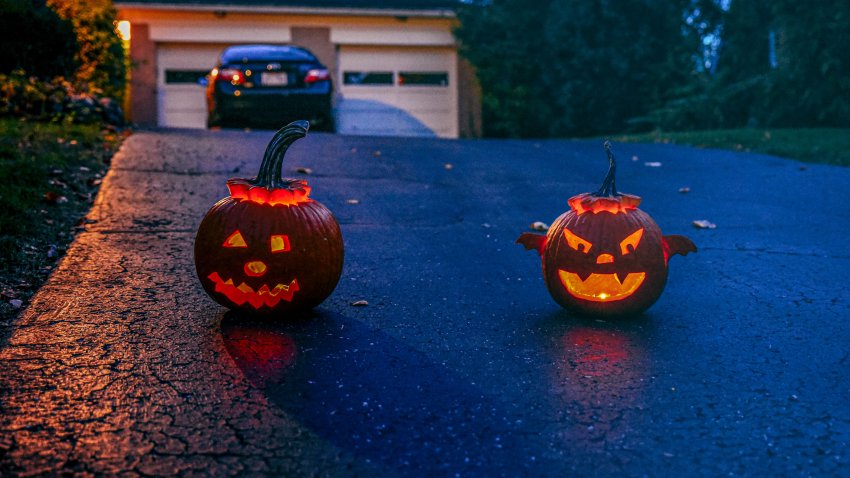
[194,120,343,315]
[517,141,696,317]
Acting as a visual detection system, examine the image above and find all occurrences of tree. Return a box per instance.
[456,0,714,138]
[0,0,78,79]
[696,0,850,128]
[765,0,850,127]
[46,0,126,101]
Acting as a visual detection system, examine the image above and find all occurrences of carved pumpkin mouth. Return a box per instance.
[208,272,299,310]
[558,270,646,302]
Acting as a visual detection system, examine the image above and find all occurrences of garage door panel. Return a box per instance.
[338,46,458,138]
[160,85,206,110]
[157,44,224,129]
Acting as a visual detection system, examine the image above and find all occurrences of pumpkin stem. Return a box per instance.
[594,139,619,197]
[255,120,310,188]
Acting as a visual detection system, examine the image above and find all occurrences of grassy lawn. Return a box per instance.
[0,118,124,323]
[612,128,850,167]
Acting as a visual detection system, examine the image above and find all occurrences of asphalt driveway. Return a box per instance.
[1,128,848,476]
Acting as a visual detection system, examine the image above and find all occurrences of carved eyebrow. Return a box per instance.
[563,227,592,253]
[619,228,644,255]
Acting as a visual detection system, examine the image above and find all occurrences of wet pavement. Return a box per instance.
[1,128,849,476]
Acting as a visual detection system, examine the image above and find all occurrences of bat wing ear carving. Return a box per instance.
[662,234,697,262]
[517,233,547,257]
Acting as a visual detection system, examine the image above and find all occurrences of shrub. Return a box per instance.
[0,0,78,79]
[0,69,124,125]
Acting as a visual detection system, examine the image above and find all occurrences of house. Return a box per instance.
[115,0,481,138]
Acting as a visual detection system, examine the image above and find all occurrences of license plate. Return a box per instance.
[262,72,288,86]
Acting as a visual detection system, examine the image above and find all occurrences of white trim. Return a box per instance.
[114,2,456,19]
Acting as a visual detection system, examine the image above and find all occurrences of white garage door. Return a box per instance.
[157,44,225,128]
[337,46,458,138]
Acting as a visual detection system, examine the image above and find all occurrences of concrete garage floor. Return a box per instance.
[1,128,848,476]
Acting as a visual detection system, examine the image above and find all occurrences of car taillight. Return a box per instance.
[305,68,330,84]
[215,67,245,86]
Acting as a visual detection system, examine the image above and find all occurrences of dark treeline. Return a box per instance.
[455,0,850,138]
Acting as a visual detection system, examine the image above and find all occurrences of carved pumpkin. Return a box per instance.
[518,141,696,317]
[194,120,344,315]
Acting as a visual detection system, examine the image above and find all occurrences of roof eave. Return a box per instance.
[114,2,457,19]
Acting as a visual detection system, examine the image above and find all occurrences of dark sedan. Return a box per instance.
[206,44,333,130]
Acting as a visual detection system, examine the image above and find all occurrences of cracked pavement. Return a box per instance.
[1,128,849,476]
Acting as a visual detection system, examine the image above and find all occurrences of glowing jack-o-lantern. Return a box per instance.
[518,141,696,317]
[194,120,343,315]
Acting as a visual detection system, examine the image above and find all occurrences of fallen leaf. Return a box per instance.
[295,167,312,174]
[9,299,22,309]
[678,187,690,193]
[79,166,90,172]
[87,178,102,186]
[531,221,549,231]
[47,245,58,259]
[350,300,369,307]
[346,199,360,205]
[692,219,717,229]
[644,162,663,167]
[43,191,67,204]
[69,139,78,146]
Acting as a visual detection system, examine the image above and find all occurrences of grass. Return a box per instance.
[611,128,850,166]
[0,118,125,323]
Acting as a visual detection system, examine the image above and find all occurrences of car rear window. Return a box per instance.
[221,45,316,63]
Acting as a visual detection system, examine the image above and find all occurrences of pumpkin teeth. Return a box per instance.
[616,271,630,285]
[558,270,646,303]
[207,273,299,309]
[576,270,593,281]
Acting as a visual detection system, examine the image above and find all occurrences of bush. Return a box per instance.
[0,0,78,79]
[47,0,127,101]
[0,70,124,125]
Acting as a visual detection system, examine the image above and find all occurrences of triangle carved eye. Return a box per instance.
[563,227,592,254]
[619,228,644,255]
[223,230,248,248]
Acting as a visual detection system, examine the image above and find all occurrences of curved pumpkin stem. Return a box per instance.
[594,140,619,197]
[254,120,310,189]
